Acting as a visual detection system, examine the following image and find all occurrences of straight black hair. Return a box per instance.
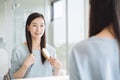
[89,0,120,46]
[25,12,46,64]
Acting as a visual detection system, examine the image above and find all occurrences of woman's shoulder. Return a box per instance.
[72,36,118,55]
[12,43,28,55]
[73,37,95,50]
[72,37,102,54]
[74,36,116,49]
[70,37,101,60]
[13,43,26,51]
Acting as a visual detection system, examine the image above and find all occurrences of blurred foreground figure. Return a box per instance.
[69,0,120,80]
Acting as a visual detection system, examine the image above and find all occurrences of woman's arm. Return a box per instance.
[13,64,28,79]
[13,54,35,79]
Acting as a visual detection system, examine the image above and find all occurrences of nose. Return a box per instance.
[37,26,41,31]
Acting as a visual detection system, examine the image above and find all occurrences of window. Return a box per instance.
[50,0,86,75]
[50,0,67,75]
[54,1,63,19]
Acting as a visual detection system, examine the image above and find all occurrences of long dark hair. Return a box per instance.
[89,0,120,46]
[25,12,46,64]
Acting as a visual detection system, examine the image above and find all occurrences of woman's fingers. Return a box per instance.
[49,57,62,69]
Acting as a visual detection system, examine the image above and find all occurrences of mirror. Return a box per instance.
[0,0,88,79]
[12,0,67,78]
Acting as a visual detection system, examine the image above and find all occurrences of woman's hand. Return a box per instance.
[22,53,35,69]
[49,56,62,75]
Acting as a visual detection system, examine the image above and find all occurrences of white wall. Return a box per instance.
[0,0,14,52]
[0,0,6,46]
[0,0,13,76]
[5,0,14,53]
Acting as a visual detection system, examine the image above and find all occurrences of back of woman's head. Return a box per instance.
[89,0,120,46]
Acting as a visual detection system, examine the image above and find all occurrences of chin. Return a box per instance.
[33,36,41,40]
[33,35,43,39]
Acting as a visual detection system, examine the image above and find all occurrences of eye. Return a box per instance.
[40,25,44,27]
[33,25,37,27]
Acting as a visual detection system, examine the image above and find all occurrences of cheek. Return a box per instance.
[42,29,45,34]
[27,27,32,33]
[28,29,32,33]
[42,27,45,32]
[29,28,35,35]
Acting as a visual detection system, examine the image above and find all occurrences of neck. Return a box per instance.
[32,39,41,50]
[96,25,115,39]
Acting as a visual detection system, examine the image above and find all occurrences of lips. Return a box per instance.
[35,32,43,35]
[35,33,40,35]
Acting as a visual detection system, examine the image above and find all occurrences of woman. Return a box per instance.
[69,0,120,80]
[10,12,61,79]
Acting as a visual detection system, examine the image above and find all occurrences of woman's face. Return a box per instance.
[28,17,45,40]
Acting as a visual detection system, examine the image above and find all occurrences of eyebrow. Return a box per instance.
[31,22,44,25]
